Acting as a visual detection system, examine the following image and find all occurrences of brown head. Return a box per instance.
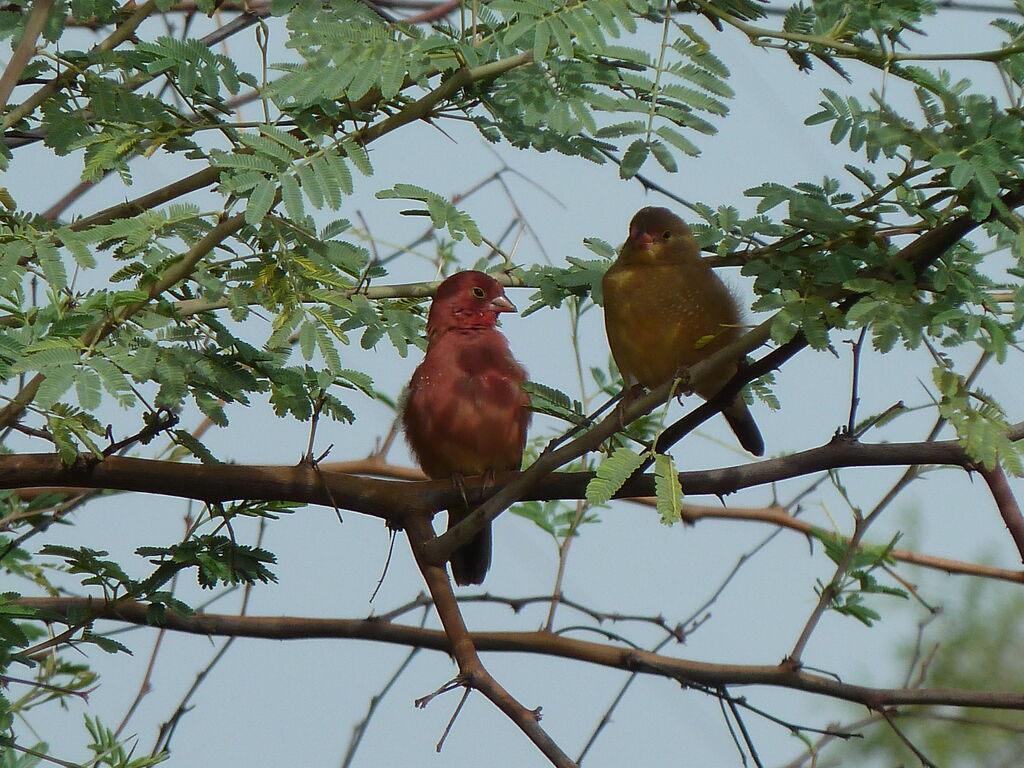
[426,270,517,338]
[622,206,700,260]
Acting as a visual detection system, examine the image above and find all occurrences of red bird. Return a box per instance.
[403,271,531,585]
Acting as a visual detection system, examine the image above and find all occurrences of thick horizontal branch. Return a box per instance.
[3,428,1020,521]
[17,597,1024,712]
[425,431,1008,563]
[10,453,1019,583]
[0,454,423,521]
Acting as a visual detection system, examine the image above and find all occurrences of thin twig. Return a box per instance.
[718,688,748,767]
[846,329,867,434]
[776,714,882,768]
[578,524,785,762]
[433,686,472,753]
[544,297,598,631]
[5,742,81,768]
[880,709,940,768]
[723,687,765,768]
[575,634,675,764]
[150,519,267,757]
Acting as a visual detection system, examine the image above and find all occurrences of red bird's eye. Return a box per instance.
[471,286,486,298]
[662,230,672,240]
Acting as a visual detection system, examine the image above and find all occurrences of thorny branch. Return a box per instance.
[1,426,1020,527]
[976,462,1024,564]
[403,516,577,768]
[17,596,1024,713]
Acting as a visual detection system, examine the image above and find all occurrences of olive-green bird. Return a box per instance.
[602,206,764,456]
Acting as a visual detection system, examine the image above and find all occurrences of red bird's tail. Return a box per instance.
[448,509,491,586]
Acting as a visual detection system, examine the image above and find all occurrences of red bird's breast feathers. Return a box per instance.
[404,330,529,478]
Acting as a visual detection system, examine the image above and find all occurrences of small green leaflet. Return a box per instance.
[653,453,684,525]
[522,381,587,425]
[586,446,643,505]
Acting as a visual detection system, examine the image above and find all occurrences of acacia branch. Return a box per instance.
[0,0,53,115]
[695,1,1024,64]
[0,453,422,519]
[18,596,1024,712]
[4,428,1023,522]
[628,499,1024,584]
[404,516,575,768]
[13,462,1015,585]
[976,462,1024,564]
[3,428,1022,588]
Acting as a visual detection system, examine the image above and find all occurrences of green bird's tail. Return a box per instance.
[723,400,765,457]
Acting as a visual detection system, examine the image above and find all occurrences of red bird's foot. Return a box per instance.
[450,472,470,509]
[481,467,498,498]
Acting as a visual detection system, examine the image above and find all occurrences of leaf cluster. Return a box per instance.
[812,528,908,627]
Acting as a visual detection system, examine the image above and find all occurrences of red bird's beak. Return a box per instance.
[628,225,654,251]
[490,294,516,313]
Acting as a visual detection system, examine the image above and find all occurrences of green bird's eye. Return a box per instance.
[662,230,672,240]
